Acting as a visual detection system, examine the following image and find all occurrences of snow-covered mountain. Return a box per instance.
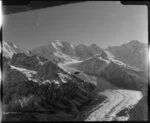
[3,40,148,72]
[2,40,148,121]
[31,40,78,63]
[2,41,29,58]
[106,40,148,72]
[31,40,148,72]
[30,40,108,64]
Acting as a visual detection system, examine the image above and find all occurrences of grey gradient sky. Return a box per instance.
[3,1,148,50]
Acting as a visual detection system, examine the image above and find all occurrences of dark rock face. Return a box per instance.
[10,53,47,71]
[75,44,104,60]
[100,50,109,60]
[2,56,11,71]
[61,41,77,56]
[3,68,29,104]
[75,44,90,59]
[88,44,103,56]
[37,61,61,80]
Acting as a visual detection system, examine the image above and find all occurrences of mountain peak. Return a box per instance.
[3,41,29,58]
[127,40,141,45]
[130,40,140,43]
[90,43,97,47]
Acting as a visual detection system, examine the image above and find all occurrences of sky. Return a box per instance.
[3,1,148,50]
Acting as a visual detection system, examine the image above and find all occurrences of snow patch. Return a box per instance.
[52,80,60,85]
[111,59,126,66]
[98,57,110,64]
[52,42,58,50]
[70,44,75,49]
[13,44,18,49]
[52,40,63,49]
[105,50,115,59]
[10,65,37,79]
[58,73,71,83]
[56,40,63,47]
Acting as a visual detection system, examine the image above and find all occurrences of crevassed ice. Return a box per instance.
[86,89,143,121]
